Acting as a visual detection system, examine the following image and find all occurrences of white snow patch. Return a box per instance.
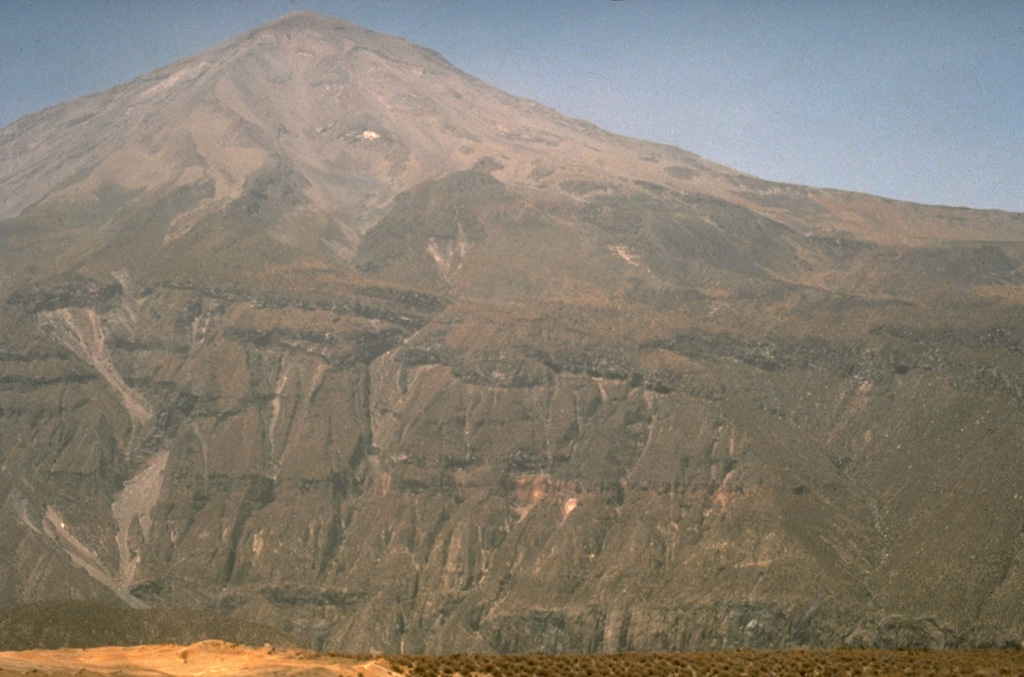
[361,130,380,140]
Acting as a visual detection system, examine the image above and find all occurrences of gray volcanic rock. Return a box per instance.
[2,11,1024,653]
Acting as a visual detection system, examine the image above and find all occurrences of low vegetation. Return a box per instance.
[0,601,299,651]
[376,649,1024,677]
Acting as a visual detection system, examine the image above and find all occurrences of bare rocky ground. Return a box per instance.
[1,643,1023,677]
[5,11,1024,653]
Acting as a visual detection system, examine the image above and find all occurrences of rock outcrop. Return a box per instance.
[2,11,1024,652]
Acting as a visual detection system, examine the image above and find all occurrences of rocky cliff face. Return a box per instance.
[2,11,1024,653]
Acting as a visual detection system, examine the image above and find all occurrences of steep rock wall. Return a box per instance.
[4,276,1024,651]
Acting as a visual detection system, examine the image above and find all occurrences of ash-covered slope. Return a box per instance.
[2,11,1024,653]
[0,10,724,285]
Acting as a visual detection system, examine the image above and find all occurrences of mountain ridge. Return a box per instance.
[1,12,1024,653]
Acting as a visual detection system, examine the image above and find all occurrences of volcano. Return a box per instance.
[2,11,1024,652]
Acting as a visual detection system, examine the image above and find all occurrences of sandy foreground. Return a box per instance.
[0,640,399,676]
[4,644,1024,676]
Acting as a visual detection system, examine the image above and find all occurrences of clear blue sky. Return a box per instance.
[1,0,1021,212]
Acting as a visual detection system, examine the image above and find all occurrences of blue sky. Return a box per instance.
[1,0,1021,212]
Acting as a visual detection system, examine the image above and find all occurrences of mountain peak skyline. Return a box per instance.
[2,2,1021,213]
[2,11,1024,654]
[0,8,730,281]
[4,9,1023,296]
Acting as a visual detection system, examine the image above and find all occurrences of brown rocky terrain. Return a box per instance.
[0,601,298,651]
[2,11,1024,653]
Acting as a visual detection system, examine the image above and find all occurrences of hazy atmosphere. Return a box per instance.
[2,0,1021,212]
[6,0,1024,659]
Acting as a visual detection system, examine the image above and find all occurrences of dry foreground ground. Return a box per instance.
[1,643,1024,676]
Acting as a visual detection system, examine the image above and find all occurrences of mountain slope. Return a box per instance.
[2,11,1024,653]
[0,601,299,650]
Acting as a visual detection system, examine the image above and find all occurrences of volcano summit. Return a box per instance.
[2,12,1024,653]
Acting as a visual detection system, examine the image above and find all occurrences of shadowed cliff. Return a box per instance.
[2,11,1024,653]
